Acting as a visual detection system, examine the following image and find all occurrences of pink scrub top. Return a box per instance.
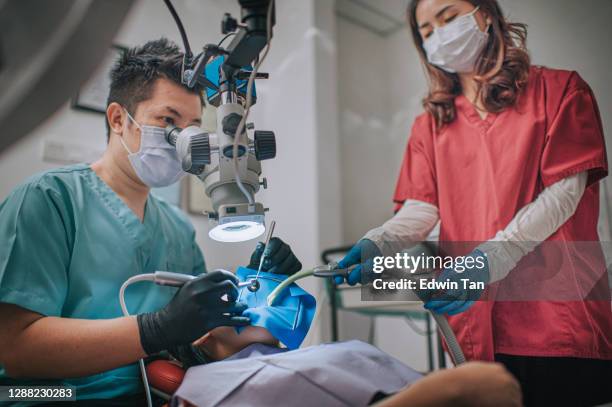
[393,66,611,361]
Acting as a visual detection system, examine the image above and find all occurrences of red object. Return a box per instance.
[146,360,186,395]
[393,66,611,361]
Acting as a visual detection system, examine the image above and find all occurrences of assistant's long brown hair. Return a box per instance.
[408,0,530,129]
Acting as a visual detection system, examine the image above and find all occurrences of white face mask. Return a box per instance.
[423,6,489,74]
[119,110,184,188]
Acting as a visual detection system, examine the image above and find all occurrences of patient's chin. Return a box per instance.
[209,326,277,359]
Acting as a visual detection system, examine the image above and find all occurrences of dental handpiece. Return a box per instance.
[153,271,254,289]
[153,271,195,287]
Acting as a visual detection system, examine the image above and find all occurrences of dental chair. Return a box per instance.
[146,359,184,402]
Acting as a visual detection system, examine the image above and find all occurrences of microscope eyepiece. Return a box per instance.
[165,125,182,146]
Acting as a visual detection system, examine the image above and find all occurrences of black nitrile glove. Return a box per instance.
[247,237,302,275]
[137,270,250,355]
[168,343,212,368]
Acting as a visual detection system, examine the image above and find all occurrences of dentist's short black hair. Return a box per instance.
[105,38,203,141]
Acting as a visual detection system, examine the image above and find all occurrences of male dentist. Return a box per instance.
[0,38,300,404]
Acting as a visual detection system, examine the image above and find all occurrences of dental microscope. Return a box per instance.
[163,0,277,244]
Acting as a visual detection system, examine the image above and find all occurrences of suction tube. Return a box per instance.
[430,312,466,365]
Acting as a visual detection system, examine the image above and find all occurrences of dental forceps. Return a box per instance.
[312,261,357,279]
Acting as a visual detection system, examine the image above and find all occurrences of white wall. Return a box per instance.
[0,0,341,344]
[337,0,612,370]
[335,9,432,371]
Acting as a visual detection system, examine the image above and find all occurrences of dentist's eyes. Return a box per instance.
[163,116,175,126]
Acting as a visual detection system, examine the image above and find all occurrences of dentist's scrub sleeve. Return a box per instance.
[393,67,611,361]
[0,164,205,400]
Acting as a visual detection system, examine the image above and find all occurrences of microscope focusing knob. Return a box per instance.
[222,113,244,137]
[254,130,276,161]
[190,133,211,166]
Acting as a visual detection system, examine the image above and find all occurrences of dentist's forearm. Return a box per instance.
[4,315,146,379]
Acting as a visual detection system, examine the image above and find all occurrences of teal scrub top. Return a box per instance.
[0,164,206,401]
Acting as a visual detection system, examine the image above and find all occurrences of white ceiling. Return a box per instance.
[335,0,410,36]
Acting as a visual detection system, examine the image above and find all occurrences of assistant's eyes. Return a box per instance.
[422,27,434,39]
[421,12,457,39]
[444,14,458,24]
[162,116,175,126]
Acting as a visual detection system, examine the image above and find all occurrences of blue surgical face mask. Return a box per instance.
[120,110,184,188]
[423,6,489,74]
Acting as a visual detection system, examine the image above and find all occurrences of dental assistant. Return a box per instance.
[337,1,611,406]
[0,39,300,404]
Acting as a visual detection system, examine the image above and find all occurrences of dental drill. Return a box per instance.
[150,219,277,294]
[142,271,256,289]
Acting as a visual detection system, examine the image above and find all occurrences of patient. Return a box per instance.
[171,325,521,407]
[193,325,278,361]
[168,268,521,406]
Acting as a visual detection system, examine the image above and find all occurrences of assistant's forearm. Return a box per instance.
[5,315,146,379]
[364,199,440,256]
[479,171,587,282]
